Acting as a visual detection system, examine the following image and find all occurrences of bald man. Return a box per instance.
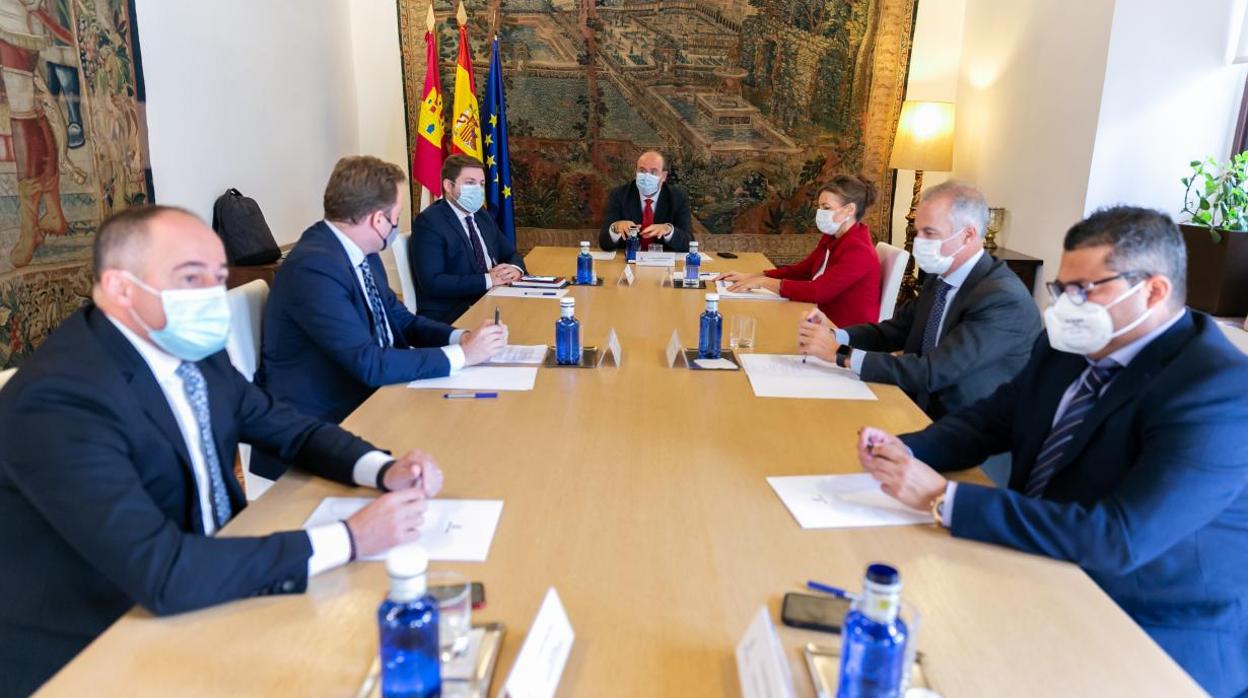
[599,150,693,252]
[0,205,442,696]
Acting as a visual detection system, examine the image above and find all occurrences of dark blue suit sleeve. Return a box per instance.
[0,380,314,616]
[287,262,450,386]
[899,362,1021,472]
[373,262,457,347]
[949,371,1248,576]
[599,188,627,250]
[413,210,490,298]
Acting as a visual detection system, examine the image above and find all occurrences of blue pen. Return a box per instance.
[807,580,861,601]
[442,392,499,400]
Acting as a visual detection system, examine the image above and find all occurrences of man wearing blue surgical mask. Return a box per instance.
[411,154,528,323]
[599,150,694,253]
[852,206,1248,696]
[0,206,446,696]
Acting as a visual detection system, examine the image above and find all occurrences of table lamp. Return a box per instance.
[890,100,955,300]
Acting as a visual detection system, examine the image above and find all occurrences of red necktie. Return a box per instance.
[642,198,654,231]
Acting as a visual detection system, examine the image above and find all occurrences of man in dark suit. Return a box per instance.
[857,207,1248,697]
[598,150,694,253]
[798,181,1041,420]
[257,157,505,480]
[0,206,443,697]
[410,154,528,323]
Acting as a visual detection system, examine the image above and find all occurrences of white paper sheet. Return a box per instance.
[714,280,787,301]
[739,354,876,400]
[694,357,738,370]
[502,587,575,698]
[589,250,616,261]
[302,497,505,561]
[407,366,538,391]
[487,287,569,299]
[636,251,676,266]
[671,271,719,281]
[766,474,929,529]
[487,345,548,365]
[735,606,797,698]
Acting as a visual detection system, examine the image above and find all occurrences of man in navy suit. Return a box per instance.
[257,157,506,479]
[856,207,1248,696]
[410,154,528,323]
[598,150,693,253]
[0,206,443,697]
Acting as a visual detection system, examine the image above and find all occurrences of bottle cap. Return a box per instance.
[580,241,590,249]
[560,297,576,308]
[689,241,699,249]
[386,543,429,579]
[865,562,901,588]
[705,293,720,303]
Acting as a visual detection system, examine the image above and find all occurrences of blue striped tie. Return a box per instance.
[175,362,233,531]
[358,259,392,348]
[1024,362,1122,497]
[920,279,953,356]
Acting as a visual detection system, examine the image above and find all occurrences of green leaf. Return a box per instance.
[1191,160,1202,167]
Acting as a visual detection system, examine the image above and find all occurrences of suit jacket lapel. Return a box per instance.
[625,183,642,222]
[904,276,940,353]
[1009,350,1087,490]
[439,201,477,263]
[938,254,994,342]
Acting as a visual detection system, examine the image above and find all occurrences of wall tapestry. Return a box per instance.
[0,0,152,369]
[397,0,916,244]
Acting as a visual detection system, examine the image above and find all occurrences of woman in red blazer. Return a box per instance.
[719,175,881,326]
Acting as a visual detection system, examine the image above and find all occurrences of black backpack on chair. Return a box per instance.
[211,188,281,265]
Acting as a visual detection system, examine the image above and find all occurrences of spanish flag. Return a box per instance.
[413,6,445,199]
[450,22,482,161]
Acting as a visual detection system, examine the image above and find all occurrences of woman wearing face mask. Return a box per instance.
[717,175,881,327]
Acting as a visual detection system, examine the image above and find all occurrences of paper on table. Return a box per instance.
[502,587,574,698]
[408,366,538,391]
[714,280,787,301]
[487,287,569,299]
[671,271,718,281]
[739,354,876,400]
[487,345,548,365]
[766,473,929,528]
[735,605,797,698]
[303,497,505,561]
[589,250,616,261]
[694,357,738,370]
[636,251,676,266]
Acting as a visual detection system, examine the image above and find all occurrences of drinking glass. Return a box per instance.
[427,571,472,661]
[729,315,756,350]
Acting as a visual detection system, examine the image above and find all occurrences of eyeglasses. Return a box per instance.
[1045,272,1148,305]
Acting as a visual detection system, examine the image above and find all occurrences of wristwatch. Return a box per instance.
[835,344,853,369]
[929,492,947,528]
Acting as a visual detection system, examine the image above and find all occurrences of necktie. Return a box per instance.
[919,279,953,356]
[175,362,233,532]
[1024,362,1122,497]
[642,198,654,230]
[358,259,392,348]
[465,215,488,273]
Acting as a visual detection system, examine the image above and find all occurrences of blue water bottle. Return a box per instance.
[837,563,909,698]
[378,545,441,698]
[684,241,701,288]
[555,297,581,365]
[698,293,722,359]
[625,226,641,262]
[576,241,594,284]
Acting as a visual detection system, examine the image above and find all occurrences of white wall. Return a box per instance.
[952,0,1117,294]
[889,0,966,246]
[136,0,361,246]
[1084,0,1248,219]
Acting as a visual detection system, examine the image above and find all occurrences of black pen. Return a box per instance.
[494,306,500,326]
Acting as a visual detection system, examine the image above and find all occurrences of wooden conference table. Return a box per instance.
[40,248,1202,697]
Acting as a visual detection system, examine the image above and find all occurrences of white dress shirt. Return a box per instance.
[325,221,466,371]
[607,184,676,244]
[444,201,523,290]
[838,249,986,374]
[939,306,1188,526]
[108,316,393,576]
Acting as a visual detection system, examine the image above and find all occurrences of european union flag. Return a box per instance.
[484,36,515,245]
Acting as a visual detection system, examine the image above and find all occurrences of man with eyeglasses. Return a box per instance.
[850,206,1248,696]
[255,156,506,479]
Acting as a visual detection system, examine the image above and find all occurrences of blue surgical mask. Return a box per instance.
[636,172,661,196]
[125,272,231,361]
[456,184,484,214]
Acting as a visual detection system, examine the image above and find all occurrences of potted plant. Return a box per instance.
[1180,153,1248,316]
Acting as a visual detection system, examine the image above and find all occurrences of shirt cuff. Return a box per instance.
[849,349,865,375]
[941,481,958,528]
[834,329,850,345]
[609,228,623,242]
[660,225,674,241]
[306,523,353,577]
[352,450,393,488]
[442,344,467,372]
[483,274,493,290]
[450,329,466,345]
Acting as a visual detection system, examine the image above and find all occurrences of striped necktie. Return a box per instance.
[919,279,953,356]
[1024,362,1122,497]
[358,259,392,348]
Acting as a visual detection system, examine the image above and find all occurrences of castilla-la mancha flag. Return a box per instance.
[450,23,482,161]
[414,26,445,198]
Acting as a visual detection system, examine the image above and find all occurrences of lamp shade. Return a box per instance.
[890,100,955,172]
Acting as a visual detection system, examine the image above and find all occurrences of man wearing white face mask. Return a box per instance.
[599,150,693,253]
[0,206,447,696]
[798,180,1040,420]
[854,206,1248,697]
[412,154,528,323]
[717,175,880,326]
